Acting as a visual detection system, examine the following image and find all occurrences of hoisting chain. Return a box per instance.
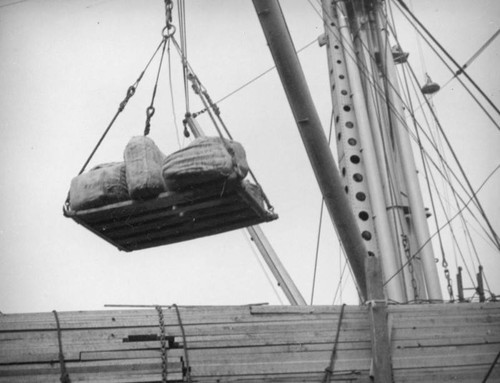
[441,255,454,301]
[402,235,419,301]
[181,65,275,212]
[155,306,169,383]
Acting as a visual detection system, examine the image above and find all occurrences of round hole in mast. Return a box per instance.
[359,211,369,221]
[353,173,363,182]
[362,231,372,241]
[356,192,366,201]
[348,138,357,146]
[350,155,360,164]
[345,121,353,128]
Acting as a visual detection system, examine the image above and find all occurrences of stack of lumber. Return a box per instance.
[0,303,498,382]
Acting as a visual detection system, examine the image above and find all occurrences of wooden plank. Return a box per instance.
[66,180,238,224]
[1,303,499,382]
[65,179,277,251]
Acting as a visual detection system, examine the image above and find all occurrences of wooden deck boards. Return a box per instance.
[1,303,499,382]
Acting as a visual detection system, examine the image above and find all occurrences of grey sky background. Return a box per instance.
[0,0,499,313]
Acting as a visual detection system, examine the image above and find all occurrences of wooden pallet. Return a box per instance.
[64,180,278,252]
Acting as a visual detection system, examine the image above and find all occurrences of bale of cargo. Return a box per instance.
[124,136,166,200]
[162,136,249,190]
[69,162,129,211]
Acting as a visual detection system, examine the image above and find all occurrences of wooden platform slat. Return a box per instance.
[64,180,278,251]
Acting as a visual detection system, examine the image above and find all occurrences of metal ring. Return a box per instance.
[162,24,176,38]
[146,106,155,118]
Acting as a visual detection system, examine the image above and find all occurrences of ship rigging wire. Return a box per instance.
[306,0,500,299]
[384,6,498,295]
[380,10,500,253]
[438,28,500,98]
[383,162,500,292]
[390,0,500,130]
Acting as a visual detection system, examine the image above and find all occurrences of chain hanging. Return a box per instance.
[402,235,419,301]
[155,306,169,383]
[441,254,454,301]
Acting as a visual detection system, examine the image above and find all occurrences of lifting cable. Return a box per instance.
[71,0,175,183]
[74,39,165,178]
[169,36,275,212]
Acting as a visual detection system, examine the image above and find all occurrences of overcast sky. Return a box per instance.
[0,0,499,313]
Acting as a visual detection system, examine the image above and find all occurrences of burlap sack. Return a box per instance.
[69,162,129,211]
[124,136,166,200]
[162,136,249,190]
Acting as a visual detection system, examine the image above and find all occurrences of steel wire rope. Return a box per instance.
[311,0,492,290]
[392,0,500,120]
[409,86,466,280]
[311,110,335,305]
[0,0,30,8]
[311,0,500,299]
[390,0,500,130]
[332,261,349,305]
[383,163,500,288]
[311,0,446,295]
[417,142,478,288]
[242,231,284,305]
[334,0,496,300]
[400,62,458,299]
[378,19,498,233]
[73,38,166,178]
[177,0,190,114]
[439,28,500,94]
[409,28,500,121]
[169,36,275,213]
[144,37,169,136]
[193,39,317,112]
[312,0,496,203]
[389,28,497,292]
[376,8,424,299]
[311,0,490,213]
[167,40,182,148]
[382,13,500,251]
